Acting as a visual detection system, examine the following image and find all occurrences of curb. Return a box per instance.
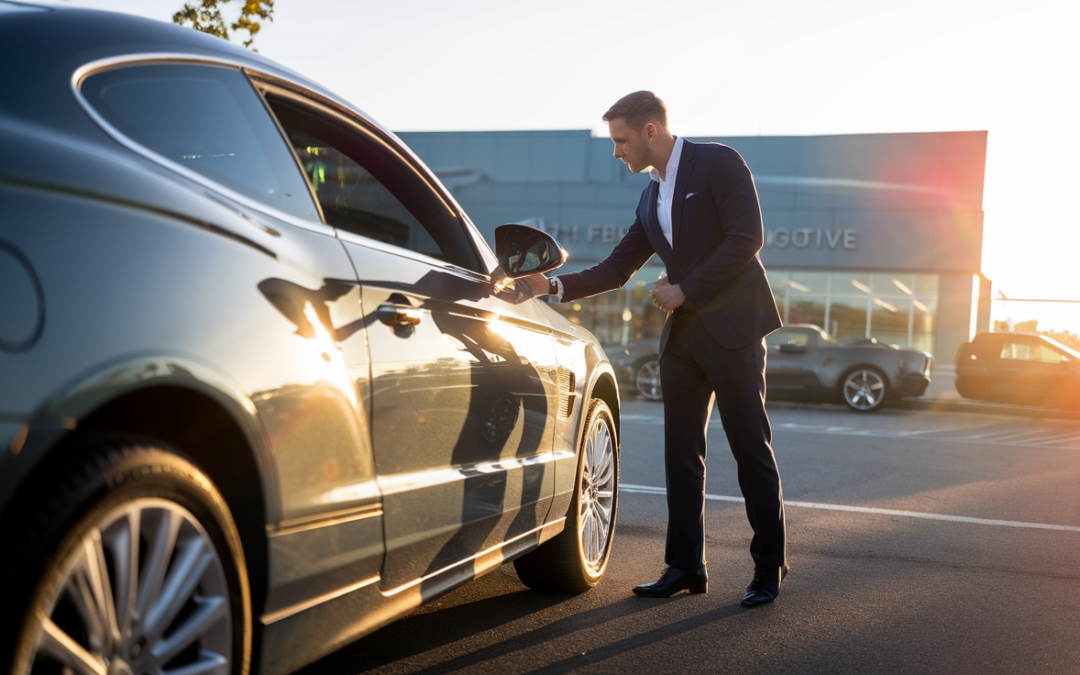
[892,397,1080,421]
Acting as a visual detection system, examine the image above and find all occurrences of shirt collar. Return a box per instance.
[649,136,684,184]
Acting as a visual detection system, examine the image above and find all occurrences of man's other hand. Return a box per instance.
[650,277,686,313]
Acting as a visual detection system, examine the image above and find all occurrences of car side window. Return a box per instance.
[766,331,809,349]
[999,342,1062,363]
[265,96,481,272]
[80,64,319,222]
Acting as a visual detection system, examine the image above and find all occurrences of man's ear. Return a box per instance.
[643,122,657,143]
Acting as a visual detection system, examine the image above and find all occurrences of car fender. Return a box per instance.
[1,352,275,521]
[812,348,904,390]
[544,338,619,530]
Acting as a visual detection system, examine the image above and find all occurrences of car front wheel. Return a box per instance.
[841,367,889,412]
[3,438,251,675]
[514,399,618,593]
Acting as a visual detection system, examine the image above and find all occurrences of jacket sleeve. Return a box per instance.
[556,202,657,303]
[678,145,765,308]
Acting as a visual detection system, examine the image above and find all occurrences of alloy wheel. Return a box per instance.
[843,368,887,411]
[17,498,233,675]
[578,409,616,573]
[635,360,663,401]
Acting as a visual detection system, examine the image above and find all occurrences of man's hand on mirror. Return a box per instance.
[521,273,550,299]
[650,277,686,313]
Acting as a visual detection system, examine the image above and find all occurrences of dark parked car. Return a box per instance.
[0,6,621,674]
[616,325,932,411]
[765,325,933,411]
[956,332,1080,410]
[605,340,664,401]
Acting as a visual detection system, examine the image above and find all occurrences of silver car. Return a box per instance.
[0,4,620,674]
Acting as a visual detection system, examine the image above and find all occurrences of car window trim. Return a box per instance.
[335,228,490,281]
[245,72,499,274]
[71,53,334,238]
[250,79,491,274]
[72,53,502,278]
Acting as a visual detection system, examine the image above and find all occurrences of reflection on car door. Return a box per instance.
[264,91,561,590]
[354,256,559,589]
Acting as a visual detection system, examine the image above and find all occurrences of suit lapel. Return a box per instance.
[670,140,697,251]
[641,180,673,258]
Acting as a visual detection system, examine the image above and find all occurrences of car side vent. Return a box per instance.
[557,367,576,420]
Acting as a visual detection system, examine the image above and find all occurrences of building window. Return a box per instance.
[768,270,939,353]
[548,275,668,346]
[546,268,940,357]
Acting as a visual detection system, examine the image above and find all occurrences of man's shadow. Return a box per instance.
[368,270,552,587]
[258,271,552,590]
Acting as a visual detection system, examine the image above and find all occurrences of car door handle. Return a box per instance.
[377,303,422,327]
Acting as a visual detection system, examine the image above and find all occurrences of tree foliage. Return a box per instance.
[172,0,274,50]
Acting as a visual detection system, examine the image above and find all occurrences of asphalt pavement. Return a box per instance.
[299,398,1080,675]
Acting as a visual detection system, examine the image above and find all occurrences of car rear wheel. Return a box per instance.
[635,359,663,401]
[514,399,618,593]
[4,437,251,675]
[841,367,888,412]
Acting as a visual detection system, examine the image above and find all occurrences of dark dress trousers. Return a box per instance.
[557,140,786,571]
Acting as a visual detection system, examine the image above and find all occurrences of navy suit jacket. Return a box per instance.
[557,140,782,355]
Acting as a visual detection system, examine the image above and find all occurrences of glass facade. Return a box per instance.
[548,276,669,347]
[552,268,940,355]
[767,270,939,353]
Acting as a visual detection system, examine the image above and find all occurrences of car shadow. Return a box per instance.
[293,568,692,674]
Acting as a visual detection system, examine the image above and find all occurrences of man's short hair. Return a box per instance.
[603,91,667,130]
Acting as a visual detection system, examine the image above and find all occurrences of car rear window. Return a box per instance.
[80,63,319,222]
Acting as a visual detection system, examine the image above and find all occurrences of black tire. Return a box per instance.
[635,358,663,401]
[514,399,618,593]
[1,436,251,675]
[840,366,889,412]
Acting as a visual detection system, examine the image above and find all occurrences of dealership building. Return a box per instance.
[398,129,990,365]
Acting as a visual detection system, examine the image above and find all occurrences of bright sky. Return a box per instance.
[27,0,1080,326]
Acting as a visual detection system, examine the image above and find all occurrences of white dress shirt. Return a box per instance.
[649,135,685,247]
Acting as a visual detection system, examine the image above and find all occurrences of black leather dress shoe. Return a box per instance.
[741,562,790,607]
[633,566,708,597]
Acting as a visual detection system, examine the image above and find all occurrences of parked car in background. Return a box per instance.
[605,340,664,401]
[0,5,621,674]
[765,325,933,411]
[956,332,1080,410]
[616,325,933,412]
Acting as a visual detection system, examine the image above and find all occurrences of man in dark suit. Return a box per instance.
[523,91,788,606]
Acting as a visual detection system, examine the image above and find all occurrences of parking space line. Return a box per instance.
[620,483,1080,532]
[1027,432,1080,447]
[623,414,1079,448]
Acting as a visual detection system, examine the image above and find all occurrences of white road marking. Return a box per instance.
[614,415,1080,449]
[1029,432,1080,447]
[620,483,1080,532]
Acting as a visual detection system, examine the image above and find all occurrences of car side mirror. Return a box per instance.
[779,343,807,354]
[494,224,568,278]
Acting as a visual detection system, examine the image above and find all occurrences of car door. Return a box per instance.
[261,88,562,590]
[765,329,809,393]
[990,338,1064,405]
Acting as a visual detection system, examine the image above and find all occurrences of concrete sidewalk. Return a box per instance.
[897,364,1080,420]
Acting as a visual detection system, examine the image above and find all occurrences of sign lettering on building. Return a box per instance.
[521,219,857,252]
[764,228,857,250]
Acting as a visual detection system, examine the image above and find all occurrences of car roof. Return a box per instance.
[0,5,384,141]
[976,332,1080,359]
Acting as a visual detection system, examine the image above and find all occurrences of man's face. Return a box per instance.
[608,117,650,173]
